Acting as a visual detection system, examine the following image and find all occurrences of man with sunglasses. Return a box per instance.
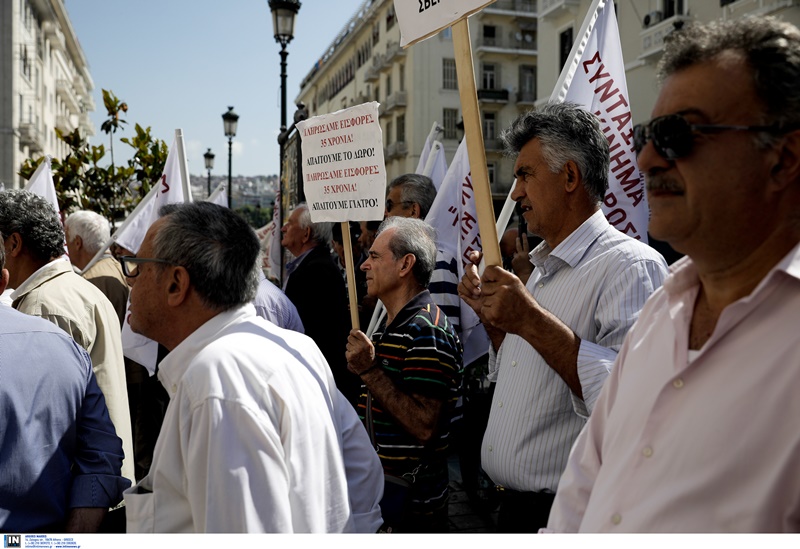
[547,17,800,533]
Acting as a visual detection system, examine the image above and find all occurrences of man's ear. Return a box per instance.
[770,129,800,191]
[165,266,192,307]
[410,203,421,219]
[398,253,417,278]
[302,226,312,245]
[5,233,23,258]
[73,235,83,251]
[0,268,8,295]
[563,160,581,193]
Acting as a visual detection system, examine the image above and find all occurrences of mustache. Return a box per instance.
[646,175,683,193]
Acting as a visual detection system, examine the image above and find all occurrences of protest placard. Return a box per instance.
[394,0,496,48]
[296,102,386,224]
[296,102,387,329]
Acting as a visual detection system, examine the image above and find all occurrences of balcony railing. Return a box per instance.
[56,79,80,113]
[386,141,408,159]
[477,88,510,102]
[18,123,44,152]
[385,91,407,111]
[517,90,536,104]
[483,0,537,15]
[539,0,581,20]
[476,34,537,53]
[639,15,693,60]
[385,40,406,63]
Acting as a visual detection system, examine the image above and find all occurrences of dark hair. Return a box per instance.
[376,216,437,288]
[331,221,362,246]
[0,232,5,270]
[0,190,64,263]
[154,202,261,311]
[501,102,609,203]
[658,16,800,136]
[388,174,437,218]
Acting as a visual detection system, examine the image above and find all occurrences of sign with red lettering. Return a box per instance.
[296,102,386,223]
[394,0,496,48]
[552,0,648,242]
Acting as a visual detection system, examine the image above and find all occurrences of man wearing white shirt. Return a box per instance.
[459,103,668,532]
[546,17,800,533]
[122,201,371,532]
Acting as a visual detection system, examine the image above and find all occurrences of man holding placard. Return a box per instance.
[346,216,462,532]
[458,103,668,532]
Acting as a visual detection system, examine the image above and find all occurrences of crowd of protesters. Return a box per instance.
[1,16,799,534]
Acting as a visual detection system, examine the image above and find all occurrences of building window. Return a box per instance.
[482,63,497,89]
[487,163,496,186]
[441,27,452,40]
[386,7,396,30]
[519,65,536,101]
[664,0,685,18]
[373,22,380,45]
[443,58,457,90]
[483,112,496,141]
[483,25,497,47]
[399,64,405,91]
[386,74,392,97]
[386,120,393,145]
[375,86,380,102]
[397,115,405,143]
[560,27,574,72]
[443,108,459,140]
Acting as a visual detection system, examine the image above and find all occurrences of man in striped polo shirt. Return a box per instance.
[346,216,463,533]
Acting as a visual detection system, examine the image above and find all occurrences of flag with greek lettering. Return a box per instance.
[425,138,489,366]
[552,0,648,242]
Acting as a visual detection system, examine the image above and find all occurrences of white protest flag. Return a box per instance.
[24,155,60,215]
[414,123,448,190]
[116,132,192,374]
[425,138,489,365]
[552,0,648,242]
[205,182,228,207]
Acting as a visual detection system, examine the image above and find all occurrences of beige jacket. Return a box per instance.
[12,258,135,484]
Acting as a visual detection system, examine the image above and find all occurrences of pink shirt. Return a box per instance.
[547,243,800,532]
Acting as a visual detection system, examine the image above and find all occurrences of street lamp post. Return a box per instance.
[269,0,301,135]
[203,148,215,197]
[222,106,239,208]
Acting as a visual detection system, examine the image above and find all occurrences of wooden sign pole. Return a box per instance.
[452,18,501,267]
[341,221,360,330]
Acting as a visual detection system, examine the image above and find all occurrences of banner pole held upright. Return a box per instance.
[452,18,501,267]
[341,222,360,331]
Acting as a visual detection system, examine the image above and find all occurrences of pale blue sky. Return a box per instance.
[64,0,366,176]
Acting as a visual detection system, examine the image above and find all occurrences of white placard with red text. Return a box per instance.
[394,0,497,48]
[296,102,386,223]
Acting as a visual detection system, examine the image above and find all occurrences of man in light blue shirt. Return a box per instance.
[0,233,129,532]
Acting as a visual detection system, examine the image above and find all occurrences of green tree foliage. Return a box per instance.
[236,204,272,229]
[18,90,168,227]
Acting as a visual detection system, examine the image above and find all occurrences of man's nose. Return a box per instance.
[510,178,525,201]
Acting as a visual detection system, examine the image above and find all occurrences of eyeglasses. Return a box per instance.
[633,114,780,160]
[119,256,175,278]
[385,199,413,212]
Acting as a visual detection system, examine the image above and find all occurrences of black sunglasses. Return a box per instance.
[633,114,780,160]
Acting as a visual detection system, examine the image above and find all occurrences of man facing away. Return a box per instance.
[122,201,376,532]
[0,190,135,485]
[458,103,669,532]
[546,16,800,533]
[346,216,463,532]
[0,233,129,533]
[281,202,358,405]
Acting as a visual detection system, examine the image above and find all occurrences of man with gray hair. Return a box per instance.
[123,201,379,532]
[347,216,463,532]
[0,190,135,486]
[281,202,356,405]
[547,16,800,532]
[65,210,128,322]
[458,102,668,532]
